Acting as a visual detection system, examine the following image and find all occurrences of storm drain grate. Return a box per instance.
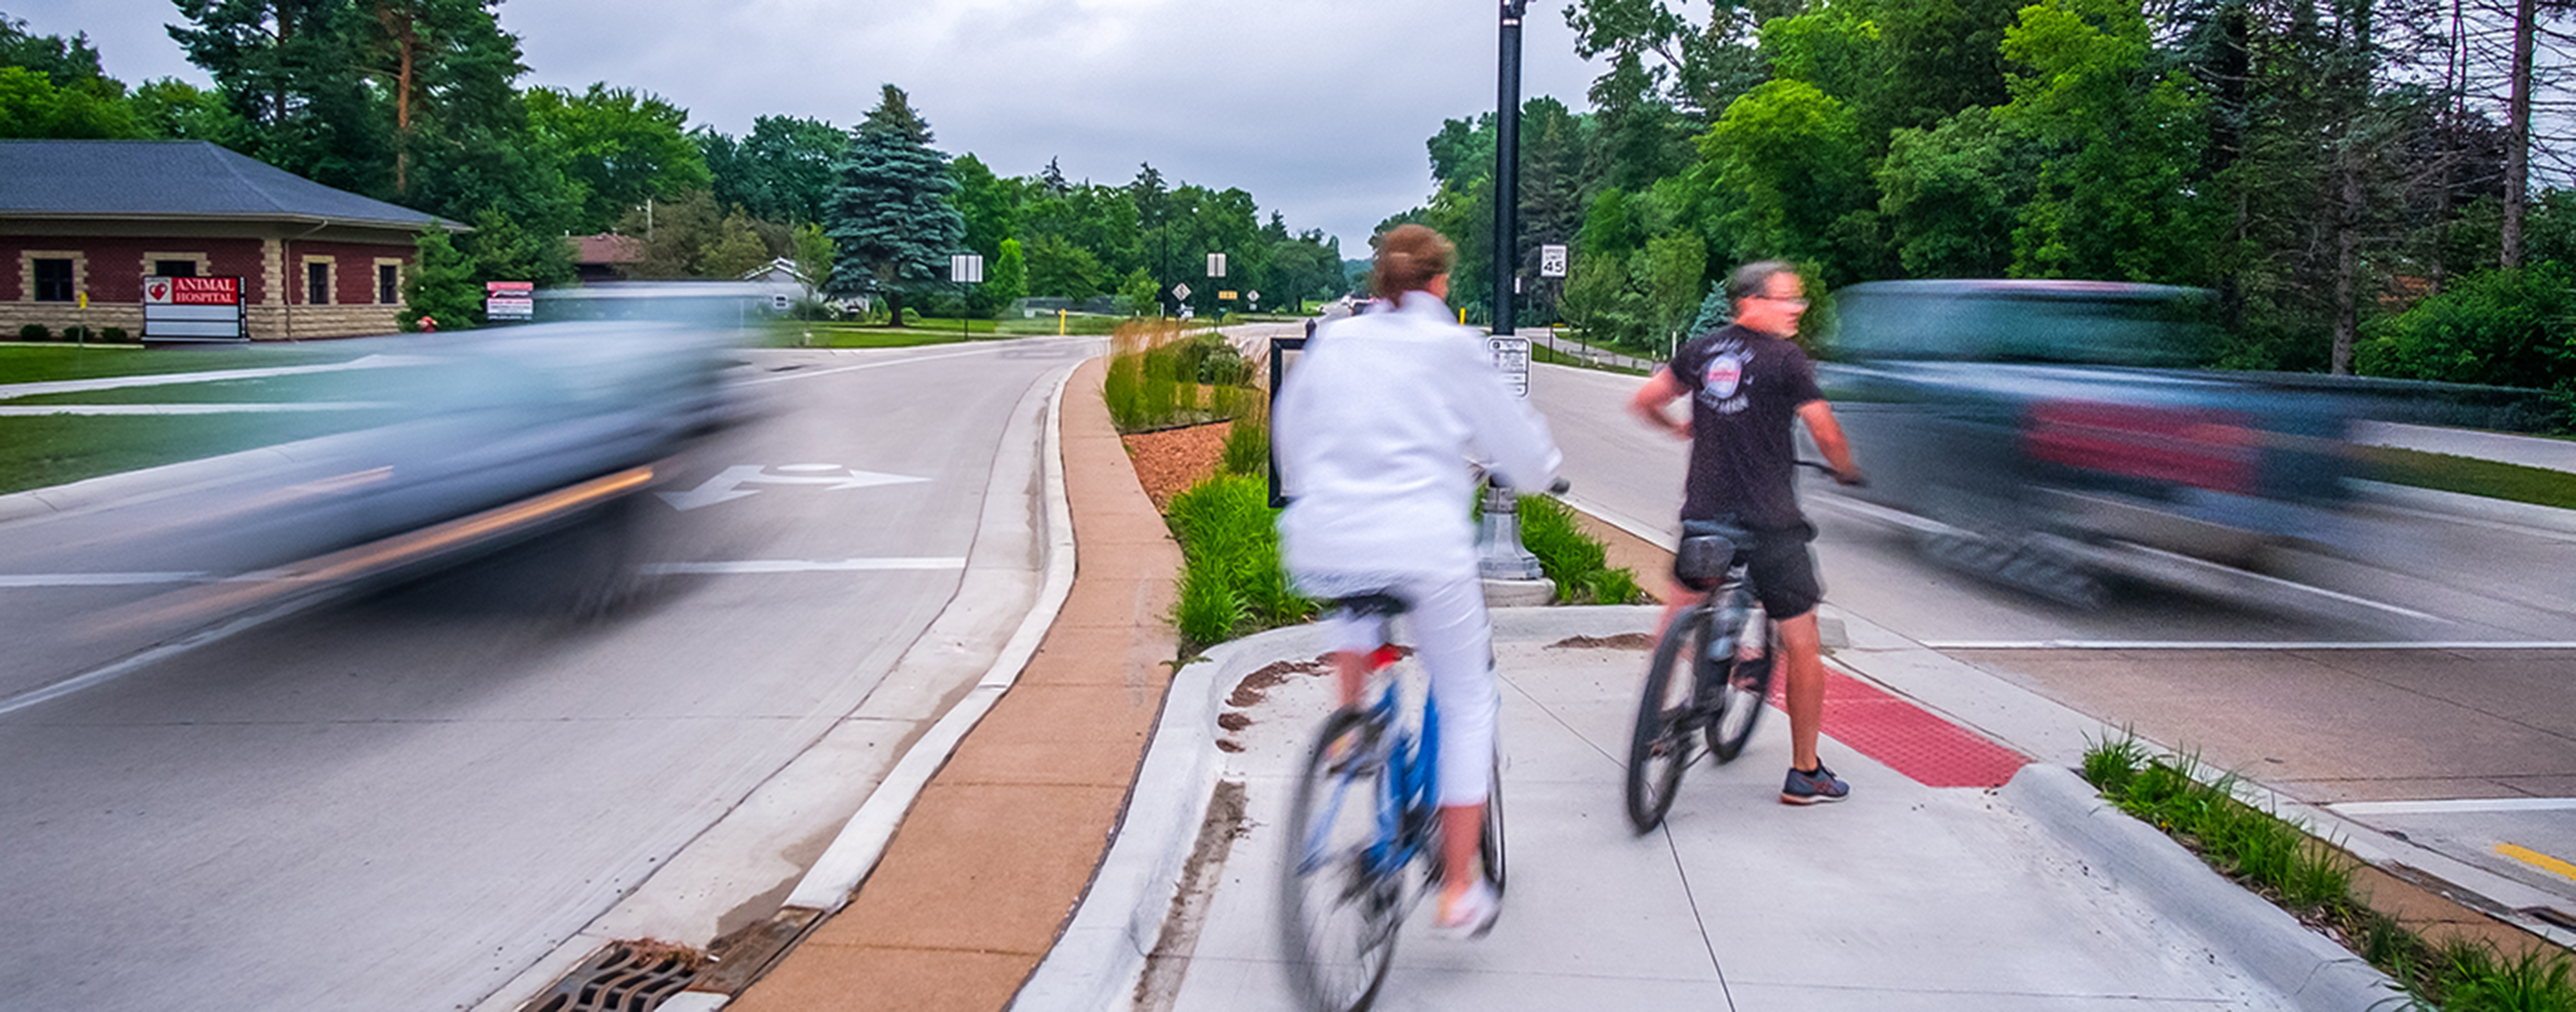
[523,940,704,1012]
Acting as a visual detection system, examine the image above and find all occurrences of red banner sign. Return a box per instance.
[144,276,243,305]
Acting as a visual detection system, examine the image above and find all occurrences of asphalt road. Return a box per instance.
[0,336,1098,1011]
[1524,360,2576,918]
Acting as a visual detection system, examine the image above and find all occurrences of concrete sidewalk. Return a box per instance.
[1022,609,2395,1012]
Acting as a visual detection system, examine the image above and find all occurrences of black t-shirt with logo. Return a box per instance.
[1668,324,1823,528]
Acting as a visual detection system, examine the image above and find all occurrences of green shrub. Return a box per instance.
[1220,413,1269,477]
[60,326,89,342]
[1165,474,1312,648]
[1104,351,1145,430]
[18,324,48,342]
[100,327,129,342]
[1516,494,1650,604]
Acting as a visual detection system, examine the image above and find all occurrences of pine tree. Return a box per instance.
[825,85,964,326]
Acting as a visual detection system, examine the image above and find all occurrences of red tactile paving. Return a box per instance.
[1769,668,2029,788]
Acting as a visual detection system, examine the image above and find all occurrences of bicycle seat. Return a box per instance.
[1329,592,1409,617]
[1675,518,1756,592]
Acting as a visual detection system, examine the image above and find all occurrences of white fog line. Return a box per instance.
[0,572,210,588]
[0,355,426,399]
[0,594,331,718]
[1916,638,2576,646]
[741,339,1092,386]
[638,558,967,575]
[2331,798,2576,817]
[0,403,394,416]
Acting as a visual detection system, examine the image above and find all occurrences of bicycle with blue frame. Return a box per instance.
[1278,590,1506,1012]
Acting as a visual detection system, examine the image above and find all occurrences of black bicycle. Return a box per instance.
[1624,462,1853,833]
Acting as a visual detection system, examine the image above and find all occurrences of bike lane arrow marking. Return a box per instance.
[657,465,929,512]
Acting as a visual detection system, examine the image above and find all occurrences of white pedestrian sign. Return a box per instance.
[1171,282,1191,301]
[657,464,928,512]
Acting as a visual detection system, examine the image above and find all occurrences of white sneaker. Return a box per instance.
[1430,880,1501,940]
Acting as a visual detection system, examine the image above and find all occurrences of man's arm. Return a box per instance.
[1628,369,1693,441]
[1796,399,1865,485]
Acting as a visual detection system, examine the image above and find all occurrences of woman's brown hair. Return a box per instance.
[1371,224,1455,297]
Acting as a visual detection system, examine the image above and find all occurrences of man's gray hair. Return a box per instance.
[1725,259,1799,303]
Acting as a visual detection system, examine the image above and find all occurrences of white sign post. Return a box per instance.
[1539,244,1568,278]
[1488,336,1530,397]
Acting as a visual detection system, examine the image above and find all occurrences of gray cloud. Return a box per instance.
[33,0,1604,249]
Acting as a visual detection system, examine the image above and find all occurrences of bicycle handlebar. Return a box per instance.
[1797,459,1868,488]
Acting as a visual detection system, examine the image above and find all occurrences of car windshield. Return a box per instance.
[1835,286,2206,367]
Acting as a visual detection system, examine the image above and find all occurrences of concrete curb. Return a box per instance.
[2003,765,2401,1012]
[0,430,362,526]
[1009,604,1689,1012]
[779,361,1084,914]
[2353,479,2576,538]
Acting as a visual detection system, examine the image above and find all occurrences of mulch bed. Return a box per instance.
[1121,421,1234,511]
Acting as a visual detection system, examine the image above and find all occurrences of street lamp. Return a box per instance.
[1475,0,1548,592]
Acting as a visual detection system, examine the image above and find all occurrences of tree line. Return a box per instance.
[1400,0,2576,409]
[1,4,1350,327]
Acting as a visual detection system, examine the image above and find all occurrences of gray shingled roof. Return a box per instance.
[0,140,462,230]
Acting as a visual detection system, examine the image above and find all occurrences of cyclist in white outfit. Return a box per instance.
[1272,224,1562,938]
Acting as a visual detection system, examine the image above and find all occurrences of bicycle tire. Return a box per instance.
[1480,748,1505,896]
[1281,707,1401,1012]
[1705,618,1777,764]
[1625,610,1704,834]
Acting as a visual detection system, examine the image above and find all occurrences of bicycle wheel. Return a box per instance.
[1625,610,1705,834]
[1479,749,1506,896]
[1281,708,1401,1012]
[1705,619,1777,764]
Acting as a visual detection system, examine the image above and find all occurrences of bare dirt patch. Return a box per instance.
[1122,421,1234,510]
[1548,633,1655,650]
[1227,658,1324,708]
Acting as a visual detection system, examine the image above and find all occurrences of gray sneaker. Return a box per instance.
[1780,765,1849,805]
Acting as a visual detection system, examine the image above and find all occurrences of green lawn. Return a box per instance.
[0,412,386,495]
[0,343,363,385]
[2361,445,2576,512]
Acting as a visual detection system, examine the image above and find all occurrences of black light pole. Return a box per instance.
[1477,0,1547,590]
[1491,0,1526,336]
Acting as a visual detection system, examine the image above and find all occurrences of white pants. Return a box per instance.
[1320,570,1499,807]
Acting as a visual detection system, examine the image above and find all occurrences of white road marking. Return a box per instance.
[1921,639,2576,650]
[655,464,928,511]
[0,354,431,399]
[0,403,395,416]
[638,558,966,575]
[0,572,209,587]
[2331,798,2576,816]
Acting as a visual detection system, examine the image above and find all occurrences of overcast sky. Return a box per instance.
[24,0,1607,251]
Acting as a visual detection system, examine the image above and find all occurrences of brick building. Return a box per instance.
[1,139,462,340]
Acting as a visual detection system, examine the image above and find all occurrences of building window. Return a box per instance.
[155,259,199,278]
[307,261,331,305]
[378,264,400,305]
[33,259,75,302]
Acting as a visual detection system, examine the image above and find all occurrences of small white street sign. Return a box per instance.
[1488,337,1531,397]
[950,254,984,283]
[1539,244,1569,278]
[1206,252,1227,278]
[1172,282,1191,301]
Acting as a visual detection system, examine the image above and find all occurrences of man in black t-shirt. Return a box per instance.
[1628,260,1865,805]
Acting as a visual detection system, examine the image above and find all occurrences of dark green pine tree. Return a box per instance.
[825,85,964,326]
[168,0,391,196]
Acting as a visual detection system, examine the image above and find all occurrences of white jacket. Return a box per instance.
[1273,291,1563,585]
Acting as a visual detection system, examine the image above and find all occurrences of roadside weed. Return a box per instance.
[2077,737,2573,1011]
